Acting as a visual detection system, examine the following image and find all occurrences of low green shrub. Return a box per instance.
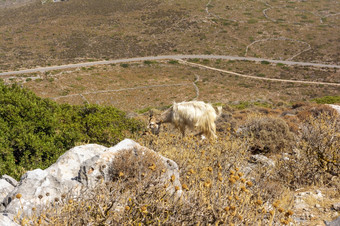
[312,96,340,104]
[120,63,129,68]
[0,82,142,179]
[261,61,270,65]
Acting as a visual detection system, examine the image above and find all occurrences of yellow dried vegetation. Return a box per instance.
[17,124,295,225]
[15,105,339,225]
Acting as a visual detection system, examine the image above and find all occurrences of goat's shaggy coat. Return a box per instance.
[148,101,222,139]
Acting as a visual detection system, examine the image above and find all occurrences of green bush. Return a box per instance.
[168,60,178,64]
[143,60,156,65]
[312,96,340,104]
[0,82,142,179]
[120,63,129,68]
[230,101,252,110]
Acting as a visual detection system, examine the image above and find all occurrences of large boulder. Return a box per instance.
[2,139,181,217]
[77,139,182,197]
[2,144,107,216]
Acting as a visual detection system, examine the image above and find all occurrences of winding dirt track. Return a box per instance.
[1,55,339,86]
[178,60,340,86]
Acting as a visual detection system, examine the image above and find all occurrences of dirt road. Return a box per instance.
[1,55,339,77]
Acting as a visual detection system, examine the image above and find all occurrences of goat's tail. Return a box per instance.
[216,106,223,118]
[198,109,218,139]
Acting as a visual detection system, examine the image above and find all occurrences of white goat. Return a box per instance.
[148,101,222,139]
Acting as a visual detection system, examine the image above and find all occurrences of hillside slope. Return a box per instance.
[0,0,339,70]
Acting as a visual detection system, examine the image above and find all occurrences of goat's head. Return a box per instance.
[147,114,162,135]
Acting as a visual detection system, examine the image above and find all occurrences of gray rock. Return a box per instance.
[282,153,290,161]
[315,190,323,198]
[2,139,181,218]
[0,179,14,210]
[1,175,18,187]
[332,203,340,211]
[294,201,309,210]
[3,144,108,216]
[77,139,182,198]
[328,104,340,115]
[324,216,340,226]
[249,154,275,168]
[0,213,19,226]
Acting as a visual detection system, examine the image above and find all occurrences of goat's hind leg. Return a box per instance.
[179,126,186,138]
[194,131,207,140]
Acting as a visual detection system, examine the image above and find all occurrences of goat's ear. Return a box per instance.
[149,110,153,117]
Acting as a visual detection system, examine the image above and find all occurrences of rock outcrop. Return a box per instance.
[0,139,181,221]
[328,104,340,115]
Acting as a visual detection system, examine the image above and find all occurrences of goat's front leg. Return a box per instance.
[180,126,186,137]
[194,131,203,136]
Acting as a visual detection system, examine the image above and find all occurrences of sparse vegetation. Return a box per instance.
[143,60,156,65]
[0,0,338,71]
[168,60,179,64]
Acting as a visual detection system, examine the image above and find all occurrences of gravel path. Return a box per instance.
[52,83,190,100]
[1,55,339,77]
[179,60,340,86]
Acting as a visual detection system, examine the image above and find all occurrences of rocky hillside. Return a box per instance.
[0,100,339,225]
[1,0,339,70]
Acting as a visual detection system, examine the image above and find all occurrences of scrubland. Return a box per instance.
[11,100,339,225]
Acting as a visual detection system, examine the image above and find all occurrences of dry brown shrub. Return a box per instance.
[297,104,338,121]
[276,112,340,188]
[216,112,238,135]
[241,116,296,155]
[109,147,166,189]
[292,102,309,109]
[282,114,300,134]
